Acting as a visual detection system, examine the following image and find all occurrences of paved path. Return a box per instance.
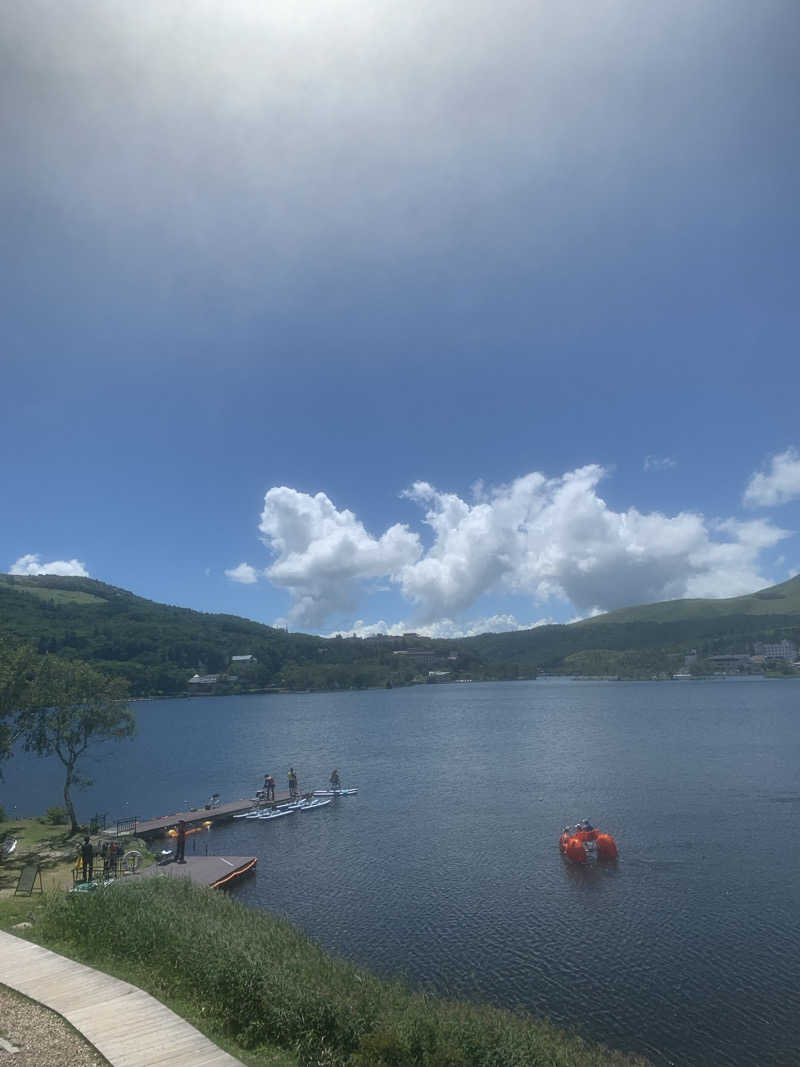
[0,930,243,1066]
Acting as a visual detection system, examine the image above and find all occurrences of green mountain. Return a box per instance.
[1,572,799,694]
[462,574,800,674]
[0,574,477,695]
[576,573,800,626]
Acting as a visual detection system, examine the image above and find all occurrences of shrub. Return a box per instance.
[43,805,68,825]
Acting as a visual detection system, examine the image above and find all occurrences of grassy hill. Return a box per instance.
[2,572,799,693]
[0,574,469,696]
[463,575,800,675]
[576,573,800,626]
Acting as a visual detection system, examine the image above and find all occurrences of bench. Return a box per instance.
[14,863,43,896]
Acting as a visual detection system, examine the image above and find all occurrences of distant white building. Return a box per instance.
[231,654,257,664]
[754,640,796,662]
[188,673,220,686]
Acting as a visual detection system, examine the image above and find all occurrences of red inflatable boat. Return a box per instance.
[559,821,618,862]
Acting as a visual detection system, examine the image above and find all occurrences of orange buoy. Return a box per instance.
[565,836,587,863]
[596,833,618,860]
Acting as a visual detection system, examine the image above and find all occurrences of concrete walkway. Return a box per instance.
[0,930,243,1066]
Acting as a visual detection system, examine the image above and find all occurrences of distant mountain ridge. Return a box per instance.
[575,573,800,626]
[1,572,799,694]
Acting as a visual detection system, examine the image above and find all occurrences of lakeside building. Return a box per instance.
[707,654,759,673]
[753,640,797,662]
[393,649,437,665]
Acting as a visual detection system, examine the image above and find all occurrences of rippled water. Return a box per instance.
[3,679,799,1065]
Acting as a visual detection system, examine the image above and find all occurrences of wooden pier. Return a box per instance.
[115,792,295,839]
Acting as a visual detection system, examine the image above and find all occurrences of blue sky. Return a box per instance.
[2,1,799,637]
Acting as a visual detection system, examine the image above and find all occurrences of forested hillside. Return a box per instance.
[2,573,799,695]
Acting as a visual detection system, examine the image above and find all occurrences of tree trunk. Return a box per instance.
[64,763,79,835]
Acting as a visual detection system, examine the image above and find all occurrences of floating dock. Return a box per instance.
[136,855,257,889]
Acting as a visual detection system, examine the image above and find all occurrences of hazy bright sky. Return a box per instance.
[2,1,799,636]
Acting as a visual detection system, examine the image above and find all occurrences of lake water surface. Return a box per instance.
[3,679,799,1066]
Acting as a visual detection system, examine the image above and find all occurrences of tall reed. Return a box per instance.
[38,879,648,1066]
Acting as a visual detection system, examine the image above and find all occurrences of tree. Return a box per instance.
[19,657,135,834]
[0,644,39,775]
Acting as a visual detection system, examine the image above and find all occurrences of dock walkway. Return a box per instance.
[128,792,294,838]
[0,929,243,1066]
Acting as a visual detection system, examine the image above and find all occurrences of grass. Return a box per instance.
[0,817,156,926]
[0,577,106,605]
[27,876,650,1067]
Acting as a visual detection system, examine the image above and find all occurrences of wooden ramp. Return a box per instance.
[0,930,243,1066]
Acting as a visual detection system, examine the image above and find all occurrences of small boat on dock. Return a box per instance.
[311,787,358,797]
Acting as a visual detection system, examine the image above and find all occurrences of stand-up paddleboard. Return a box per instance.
[294,797,332,811]
[311,787,358,797]
[256,805,298,820]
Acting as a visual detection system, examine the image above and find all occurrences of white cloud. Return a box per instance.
[225,562,260,585]
[743,448,800,508]
[250,467,789,630]
[337,614,553,639]
[10,553,90,577]
[644,455,676,472]
[258,487,420,628]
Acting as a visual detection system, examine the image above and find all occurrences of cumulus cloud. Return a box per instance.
[225,562,260,585]
[644,455,676,472]
[257,487,420,628]
[249,467,789,630]
[398,467,788,620]
[743,448,800,508]
[10,554,89,577]
[336,614,553,639]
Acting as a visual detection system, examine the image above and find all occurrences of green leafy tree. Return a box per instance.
[0,644,39,774]
[19,657,135,834]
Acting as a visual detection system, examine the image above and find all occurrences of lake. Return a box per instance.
[2,678,799,1066]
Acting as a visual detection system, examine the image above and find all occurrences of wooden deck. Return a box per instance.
[135,855,257,889]
[126,792,295,838]
[0,929,243,1066]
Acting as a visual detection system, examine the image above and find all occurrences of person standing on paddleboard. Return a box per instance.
[329,769,341,790]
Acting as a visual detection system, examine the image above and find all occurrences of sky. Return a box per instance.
[2,1,799,638]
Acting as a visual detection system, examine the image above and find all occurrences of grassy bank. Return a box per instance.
[0,816,155,927]
[30,877,648,1067]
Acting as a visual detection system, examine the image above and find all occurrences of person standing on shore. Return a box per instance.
[175,821,187,864]
[80,837,94,883]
